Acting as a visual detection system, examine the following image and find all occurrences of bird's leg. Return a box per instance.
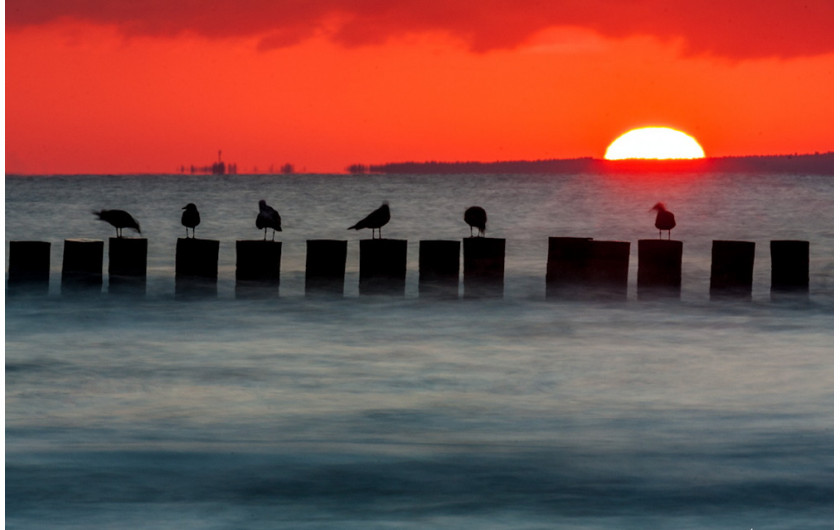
[263,228,267,241]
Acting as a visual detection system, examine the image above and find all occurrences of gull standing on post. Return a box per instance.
[93,209,141,238]
[256,200,282,241]
[464,206,487,237]
[651,202,676,240]
[181,203,200,238]
[348,202,390,239]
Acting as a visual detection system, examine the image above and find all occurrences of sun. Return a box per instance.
[604,127,705,160]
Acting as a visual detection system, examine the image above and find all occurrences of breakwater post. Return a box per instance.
[463,237,505,299]
[359,239,407,296]
[61,239,104,294]
[586,240,631,300]
[419,240,460,299]
[108,237,147,295]
[710,240,754,299]
[305,240,347,297]
[8,241,51,295]
[235,240,282,298]
[637,239,682,299]
[770,240,809,298]
[175,238,220,296]
[546,237,592,299]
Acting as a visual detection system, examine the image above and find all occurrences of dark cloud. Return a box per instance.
[6,0,833,59]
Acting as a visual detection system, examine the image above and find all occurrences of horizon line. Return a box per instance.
[5,151,833,176]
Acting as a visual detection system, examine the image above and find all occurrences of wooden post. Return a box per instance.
[8,241,50,295]
[546,237,592,300]
[108,237,147,295]
[637,239,682,300]
[235,240,282,298]
[770,240,809,298]
[359,239,407,296]
[463,237,505,299]
[305,240,347,297]
[175,238,220,297]
[710,240,754,300]
[61,239,104,294]
[585,240,630,300]
[419,240,460,299]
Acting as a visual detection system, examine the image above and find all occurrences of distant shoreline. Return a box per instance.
[5,152,833,177]
[362,152,834,176]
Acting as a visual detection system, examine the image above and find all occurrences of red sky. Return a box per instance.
[5,0,834,174]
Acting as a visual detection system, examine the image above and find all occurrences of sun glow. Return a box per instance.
[604,127,705,160]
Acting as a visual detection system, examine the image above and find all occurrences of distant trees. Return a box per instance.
[346,164,368,175]
[360,153,833,176]
[367,159,596,174]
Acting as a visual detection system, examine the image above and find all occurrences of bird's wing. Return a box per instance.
[350,212,374,229]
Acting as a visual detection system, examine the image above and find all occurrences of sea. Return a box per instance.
[5,171,834,529]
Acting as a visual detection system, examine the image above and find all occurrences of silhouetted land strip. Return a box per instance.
[365,153,833,175]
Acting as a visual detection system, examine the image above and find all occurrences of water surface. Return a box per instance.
[6,172,833,528]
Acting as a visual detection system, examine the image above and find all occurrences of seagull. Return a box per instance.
[93,209,141,238]
[464,206,487,237]
[256,200,282,241]
[651,202,676,239]
[181,203,200,238]
[348,202,390,239]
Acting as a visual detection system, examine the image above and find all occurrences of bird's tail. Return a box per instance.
[92,210,104,220]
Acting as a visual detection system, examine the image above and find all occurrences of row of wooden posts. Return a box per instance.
[6,237,809,300]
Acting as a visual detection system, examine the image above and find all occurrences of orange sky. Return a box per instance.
[5,1,834,174]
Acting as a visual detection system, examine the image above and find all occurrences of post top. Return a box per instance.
[65,238,104,243]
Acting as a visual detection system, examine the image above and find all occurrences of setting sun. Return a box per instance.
[604,127,706,160]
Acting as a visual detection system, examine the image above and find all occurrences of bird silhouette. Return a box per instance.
[256,200,282,241]
[464,206,487,237]
[348,202,390,239]
[181,203,200,238]
[651,202,676,239]
[93,209,141,238]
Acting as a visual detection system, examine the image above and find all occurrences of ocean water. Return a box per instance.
[5,172,834,528]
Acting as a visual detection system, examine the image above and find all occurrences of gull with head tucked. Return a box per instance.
[464,206,487,237]
[256,200,282,241]
[181,203,200,238]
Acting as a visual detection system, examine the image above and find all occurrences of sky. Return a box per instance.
[5,0,834,174]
